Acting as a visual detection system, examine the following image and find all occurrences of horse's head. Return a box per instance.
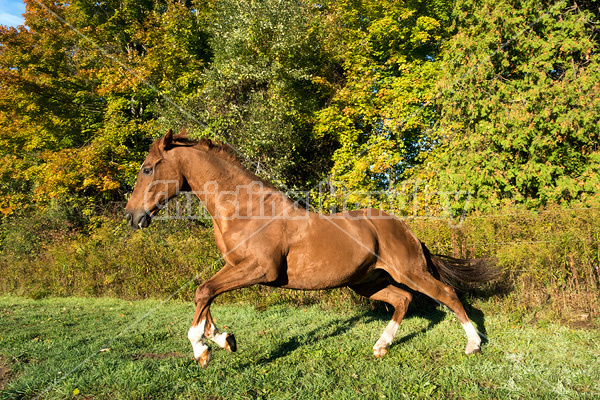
[125,129,190,229]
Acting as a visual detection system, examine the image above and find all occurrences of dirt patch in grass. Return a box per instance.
[566,314,597,330]
[0,356,13,391]
[131,352,185,360]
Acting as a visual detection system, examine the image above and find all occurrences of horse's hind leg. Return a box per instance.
[400,271,481,354]
[351,280,412,358]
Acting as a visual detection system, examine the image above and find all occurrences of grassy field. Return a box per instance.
[0,295,598,400]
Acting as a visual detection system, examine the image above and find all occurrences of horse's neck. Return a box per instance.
[178,147,292,222]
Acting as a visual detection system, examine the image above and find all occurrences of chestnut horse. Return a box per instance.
[125,130,496,368]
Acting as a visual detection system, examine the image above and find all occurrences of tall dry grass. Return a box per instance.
[410,205,600,324]
[1,204,598,325]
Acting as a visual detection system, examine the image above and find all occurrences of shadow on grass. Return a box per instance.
[238,313,376,368]
[239,293,489,368]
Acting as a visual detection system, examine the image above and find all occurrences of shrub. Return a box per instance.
[1,204,598,324]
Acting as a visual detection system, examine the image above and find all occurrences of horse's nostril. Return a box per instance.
[139,213,151,228]
[125,212,138,228]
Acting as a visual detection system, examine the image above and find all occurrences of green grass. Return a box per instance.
[0,296,598,399]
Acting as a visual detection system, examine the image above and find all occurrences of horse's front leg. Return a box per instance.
[187,307,213,368]
[204,309,237,351]
[188,260,278,368]
[187,307,236,368]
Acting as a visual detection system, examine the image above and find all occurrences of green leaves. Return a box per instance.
[314,0,452,200]
[418,0,600,212]
[178,0,339,189]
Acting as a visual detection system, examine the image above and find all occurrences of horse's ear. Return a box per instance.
[162,129,174,151]
[180,126,188,138]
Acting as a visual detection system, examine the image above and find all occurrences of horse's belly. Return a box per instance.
[283,233,378,289]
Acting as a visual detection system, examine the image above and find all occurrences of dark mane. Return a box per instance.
[195,138,242,167]
[171,135,278,191]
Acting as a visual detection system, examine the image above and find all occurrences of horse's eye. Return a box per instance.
[142,167,153,176]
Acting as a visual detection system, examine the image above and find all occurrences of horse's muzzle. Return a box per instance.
[125,210,152,229]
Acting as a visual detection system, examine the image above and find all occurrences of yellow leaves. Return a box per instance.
[97,64,151,96]
[310,76,336,96]
[0,193,30,216]
[328,131,404,199]
[33,141,122,202]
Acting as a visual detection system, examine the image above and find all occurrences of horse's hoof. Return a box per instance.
[197,347,212,369]
[373,346,388,358]
[225,333,237,352]
[465,344,482,355]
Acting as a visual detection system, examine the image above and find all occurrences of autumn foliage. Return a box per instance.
[2,0,599,215]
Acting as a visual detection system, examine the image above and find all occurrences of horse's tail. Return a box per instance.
[421,243,499,291]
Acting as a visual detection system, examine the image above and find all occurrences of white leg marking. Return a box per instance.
[374,320,400,350]
[211,332,229,348]
[462,321,482,354]
[203,319,232,350]
[188,319,209,359]
[462,321,481,342]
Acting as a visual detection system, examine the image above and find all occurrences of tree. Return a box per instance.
[312,0,454,208]
[0,0,212,217]
[417,0,600,212]
[0,1,95,215]
[171,0,340,190]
